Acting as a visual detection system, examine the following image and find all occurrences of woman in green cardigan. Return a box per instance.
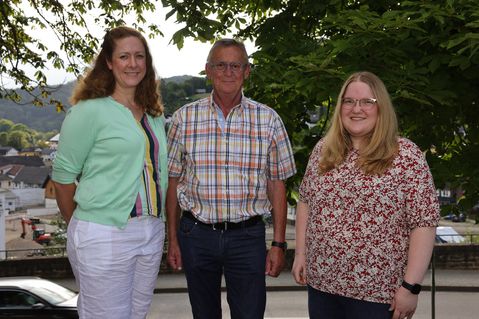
[52,26,168,319]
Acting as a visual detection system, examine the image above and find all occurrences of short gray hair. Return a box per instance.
[206,38,249,64]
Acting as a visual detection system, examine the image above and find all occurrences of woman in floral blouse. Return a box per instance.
[292,71,440,319]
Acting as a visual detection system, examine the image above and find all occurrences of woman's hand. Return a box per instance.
[292,200,309,286]
[291,252,307,285]
[53,182,77,224]
[390,286,418,319]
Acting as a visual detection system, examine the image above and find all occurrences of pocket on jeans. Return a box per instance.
[179,217,198,236]
[244,221,265,238]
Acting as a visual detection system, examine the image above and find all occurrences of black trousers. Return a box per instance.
[308,285,393,319]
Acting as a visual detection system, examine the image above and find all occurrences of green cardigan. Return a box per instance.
[52,97,168,228]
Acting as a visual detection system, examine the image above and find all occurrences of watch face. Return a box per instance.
[411,284,421,294]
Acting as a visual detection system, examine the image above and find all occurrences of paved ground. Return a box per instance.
[52,270,479,319]
[145,290,479,319]
[54,268,479,294]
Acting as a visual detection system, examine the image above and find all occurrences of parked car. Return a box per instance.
[442,212,466,222]
[0,277,78,318]
[451,213,466,222]
[442,213,456,221]
[435,226,466,243]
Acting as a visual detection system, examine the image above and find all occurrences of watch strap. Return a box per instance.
[271,241,287,251]
[401,280,422,294]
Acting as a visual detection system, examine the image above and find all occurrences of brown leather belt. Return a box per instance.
[182,211,262,231]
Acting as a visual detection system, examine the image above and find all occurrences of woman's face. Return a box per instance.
[107,36,146,92]
[340,81,378,149]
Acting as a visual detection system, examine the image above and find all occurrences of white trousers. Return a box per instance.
[67,216,165,319]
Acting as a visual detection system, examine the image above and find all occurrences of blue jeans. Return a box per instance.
[178,215,267,319]
[308,285,393,319]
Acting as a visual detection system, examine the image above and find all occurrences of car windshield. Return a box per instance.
[28,281,77,305]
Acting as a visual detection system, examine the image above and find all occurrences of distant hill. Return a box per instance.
[0,75,197,132]
[163,75,194,84]
[0,82,74,132]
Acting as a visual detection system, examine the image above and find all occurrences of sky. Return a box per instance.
[43,37,218,85]
[25,5,256,85]
[45,33,256,85]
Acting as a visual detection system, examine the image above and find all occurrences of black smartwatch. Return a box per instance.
[271,241,287,252]
[401,280,422,295]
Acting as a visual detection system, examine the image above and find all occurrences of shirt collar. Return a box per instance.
[209,90,245,115]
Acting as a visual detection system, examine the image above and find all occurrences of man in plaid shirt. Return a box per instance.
[166,38,296,319]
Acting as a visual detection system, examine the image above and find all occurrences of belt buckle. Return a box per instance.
[212,221,227,231]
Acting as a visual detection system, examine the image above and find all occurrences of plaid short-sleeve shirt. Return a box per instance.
[167,93,296,223]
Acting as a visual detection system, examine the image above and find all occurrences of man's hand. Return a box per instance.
[265,246,285,277]
[266,179,287,277]
[167,240,183,271]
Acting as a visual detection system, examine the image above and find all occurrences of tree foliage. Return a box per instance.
[163,0,479,209]
[1,0,163,110]
[160,76,212,115]
[0,118,57,150]
[1,0,478,209]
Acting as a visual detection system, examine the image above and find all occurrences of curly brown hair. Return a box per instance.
[70,26,163,116]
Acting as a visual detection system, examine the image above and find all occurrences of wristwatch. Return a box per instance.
[401,280,422,295]
[271,241,288,252]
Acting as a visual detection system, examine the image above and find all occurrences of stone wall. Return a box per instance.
[433,244,479,269]
[0,253,172,279]
[0,256,74,278]
[1,244,478,279]
[11,188,44,208]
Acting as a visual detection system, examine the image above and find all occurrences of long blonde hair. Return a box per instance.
[319,71,398,175]
[70,26,163,116]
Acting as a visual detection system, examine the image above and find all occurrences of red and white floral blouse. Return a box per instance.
[299,137,440,304]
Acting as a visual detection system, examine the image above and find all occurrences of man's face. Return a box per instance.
[206,46,250,99]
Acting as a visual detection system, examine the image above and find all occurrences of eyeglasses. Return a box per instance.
[341,98,377,110]
[209,61,246,73]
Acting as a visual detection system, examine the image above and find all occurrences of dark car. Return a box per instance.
[443,212,466,222]
[453,213,467,222]
[0,277,78,318]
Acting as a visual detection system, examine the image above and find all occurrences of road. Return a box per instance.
[147,290,478,319]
